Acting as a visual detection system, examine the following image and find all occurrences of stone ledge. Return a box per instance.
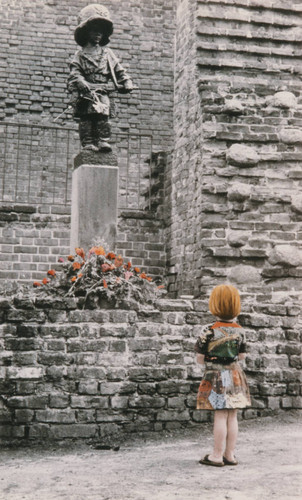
[73,150,118,169]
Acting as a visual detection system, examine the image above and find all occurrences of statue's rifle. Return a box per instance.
[53,105,73,122]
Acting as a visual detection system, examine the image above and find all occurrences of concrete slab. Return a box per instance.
[70,164,118,252]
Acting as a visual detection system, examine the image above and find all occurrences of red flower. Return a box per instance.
[90,246,106,256]
[67,255,75,262]
[101,263,114,273]
[139,273,152,282]
[75,247,85,260]
[47,269,56,277]
[127,261,131,270]
[33,281,41,287]
[114,255,123,268]
[71,276,77,282]
[95,246,106,256]
[58,257,64,263]
[73,262,82,271]
[78,273,83,279]
[106,252,116,260]
[103,279,108,288]
[134,267,140,273]
[42,278,49,285]
[157,285,165,289]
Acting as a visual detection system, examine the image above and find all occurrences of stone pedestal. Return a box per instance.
[70,152,118,252]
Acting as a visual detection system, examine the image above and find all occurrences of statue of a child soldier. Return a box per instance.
[68,4,134,152]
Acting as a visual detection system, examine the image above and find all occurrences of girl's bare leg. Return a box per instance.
[208,410,228,462]
[224,409,238,461]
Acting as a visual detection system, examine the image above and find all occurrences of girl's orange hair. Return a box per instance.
[209,284,241,320]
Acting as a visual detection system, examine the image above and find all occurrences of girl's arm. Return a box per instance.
[196,353,205,365]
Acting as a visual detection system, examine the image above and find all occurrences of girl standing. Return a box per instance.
[195,284,251,467]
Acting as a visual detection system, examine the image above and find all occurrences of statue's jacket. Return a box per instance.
[67,46,132,117]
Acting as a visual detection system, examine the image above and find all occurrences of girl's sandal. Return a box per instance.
[223,456,238,466]
[199,454,224,467]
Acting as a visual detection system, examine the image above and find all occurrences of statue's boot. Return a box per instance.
[94,117,112,152]
[79,119,98,150]
[82,144,99,151]
[97,140,112,152]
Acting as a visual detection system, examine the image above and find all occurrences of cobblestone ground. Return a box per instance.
[0,411,301,500]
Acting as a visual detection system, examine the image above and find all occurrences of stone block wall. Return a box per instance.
[0,296,300,444]
[170,0,302,300]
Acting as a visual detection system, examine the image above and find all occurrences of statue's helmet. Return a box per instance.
[74,4,113,46]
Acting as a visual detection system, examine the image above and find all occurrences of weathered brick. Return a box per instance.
[128,396,165,408]
[96,411,132,423]
[67,366,106,380]
[46,340,66,351]
[38,352,70,366]
[45,366,68,380]
[128,339,162,351]
[35,409,76,423]
[106,368,127,381]
[5,338,41,351]
[78,380,98,395]
[128,368,167,382]
[99,325,135,338]
[109,340,127,353]
[6,367,43,379]
[167,397,186,409]
[70,396,109,409]
[16,324,39,337]
[7,396,48,409]
[111,396,129,409]
[133,353,157,366]
[158,352,184,364]
[15,409,35,423]
[77,410,96,423]
[76,340,108,353]
[49,395,70,408]
[6,310,46,323]
[13,353,37,365]
[100,382,124,395]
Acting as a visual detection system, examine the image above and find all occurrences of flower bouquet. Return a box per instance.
[33,246,164,309]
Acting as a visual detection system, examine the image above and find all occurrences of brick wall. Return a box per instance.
[0,295,300,444]
[0,0,174,275]
[117,210,166,280]
[167,0,202,296]
[0,0,175,147]
[116,151,168,280]
[0,203,166,282]
[169,0,302,300]
[0,204,71,282]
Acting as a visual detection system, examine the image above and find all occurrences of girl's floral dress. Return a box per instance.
[195,321,251,410]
